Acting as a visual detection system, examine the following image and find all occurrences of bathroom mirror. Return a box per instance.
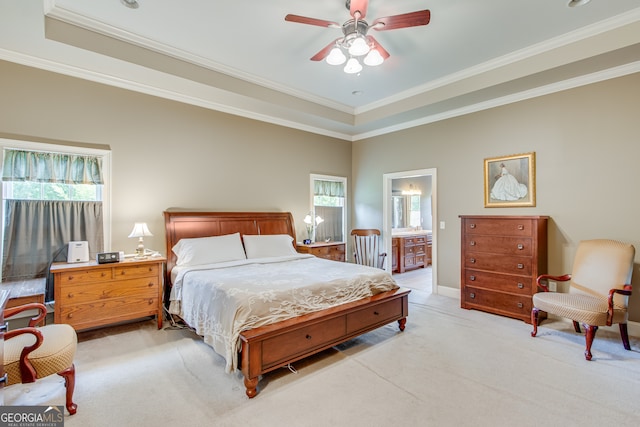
[392,195,421,228]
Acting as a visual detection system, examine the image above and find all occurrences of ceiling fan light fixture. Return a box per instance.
[363,49,384,66]
[343,58,363,74]
[326,47,347,65]
[348,36,370,56]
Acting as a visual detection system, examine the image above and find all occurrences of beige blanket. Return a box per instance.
[169,255,398,372]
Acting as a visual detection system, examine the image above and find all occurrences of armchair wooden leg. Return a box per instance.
[530,308,540,337]
[57,364,77,415]
[572,321,581,333]
[619,323,631,351]
[584,325,598,361]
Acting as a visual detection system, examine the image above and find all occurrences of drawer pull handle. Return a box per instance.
[469,292,475,299]
[101,272,106,277]
[470,241,476,246]
[68,293,74,298]
[517,225,524,230]
[517,263,524,269]
[305,334,312,340]
[517,283,524,289]
[148,282,154,287]
[373,311,380,316]
[68,313,73,318]
[148,299,153,305]
[517,303,523,309]
[517,244,524,250]
[470,224,476,229]
[470,275,476,281]
[470,258,476,264]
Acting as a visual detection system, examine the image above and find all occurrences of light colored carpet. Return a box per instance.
[5,292,640,427]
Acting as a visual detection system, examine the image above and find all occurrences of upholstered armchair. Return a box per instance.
[3,302,78,414]
[531,239,635,360]
[351,229,387,269]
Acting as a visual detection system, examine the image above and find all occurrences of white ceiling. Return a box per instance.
[2,0,640,140]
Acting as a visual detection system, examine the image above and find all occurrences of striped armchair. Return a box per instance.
[531,239,635,360]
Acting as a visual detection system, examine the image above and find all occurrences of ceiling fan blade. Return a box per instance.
[285,14,340,29]
[367,36,390,60]
[310,39,341,61]
[371,10,431,31]
[349,0,369,19]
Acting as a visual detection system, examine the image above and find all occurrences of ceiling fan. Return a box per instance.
[285,0,431,74]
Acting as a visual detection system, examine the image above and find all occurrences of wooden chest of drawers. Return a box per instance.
[296,242,345,262]
[460,216,548,323]
[51,258,165,331]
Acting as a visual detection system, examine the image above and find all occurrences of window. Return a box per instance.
[310,174,346,243]
[0,139,111,302]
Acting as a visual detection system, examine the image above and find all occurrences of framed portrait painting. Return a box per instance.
[484,152,535,207]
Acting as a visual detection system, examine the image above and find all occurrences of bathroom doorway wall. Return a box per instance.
[382,168,437,295]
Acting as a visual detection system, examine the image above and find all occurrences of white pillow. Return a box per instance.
[173,232,246,266]
[242,234,297,259]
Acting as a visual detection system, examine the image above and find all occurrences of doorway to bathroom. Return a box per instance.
[382,168,437,296]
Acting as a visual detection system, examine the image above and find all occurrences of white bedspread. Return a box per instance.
[168,254,398,372]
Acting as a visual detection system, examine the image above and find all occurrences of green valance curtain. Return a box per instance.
[2,149,104,185]
[314,180,344,197]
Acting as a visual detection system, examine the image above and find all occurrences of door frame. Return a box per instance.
[382,168,437,294]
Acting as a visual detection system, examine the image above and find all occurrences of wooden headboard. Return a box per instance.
[163,210,297,285]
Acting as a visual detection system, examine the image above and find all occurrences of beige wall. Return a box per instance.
[2,59,640,322]
[0,60,351,255]
[353,72,640,320]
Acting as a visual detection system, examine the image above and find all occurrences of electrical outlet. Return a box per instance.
[548,281,557,292]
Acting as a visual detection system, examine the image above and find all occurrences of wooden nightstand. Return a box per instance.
[296,242,345,262]
[50,257,165,331]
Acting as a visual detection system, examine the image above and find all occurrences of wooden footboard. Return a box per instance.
[239,287,410,398]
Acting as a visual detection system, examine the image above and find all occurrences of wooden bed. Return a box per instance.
[163,210,410,398]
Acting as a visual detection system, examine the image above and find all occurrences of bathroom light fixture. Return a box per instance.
[568,0,591,7]
[128,222,153,258]
[401,185,422,196]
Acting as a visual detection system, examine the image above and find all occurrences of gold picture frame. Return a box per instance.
[484,152,535,207]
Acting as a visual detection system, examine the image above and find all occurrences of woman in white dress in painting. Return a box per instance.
[490,163,528,201]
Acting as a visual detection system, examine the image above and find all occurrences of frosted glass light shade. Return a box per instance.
[348,36,370,56]
[343,58,363,74]
[326,47,347,65]
[363,49,384,66]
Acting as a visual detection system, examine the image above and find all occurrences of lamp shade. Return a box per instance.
[344,58,363,74]
[326,47,347,65]
[348,36,370,56]
[364,49,384,66]
[128,222,153,238]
